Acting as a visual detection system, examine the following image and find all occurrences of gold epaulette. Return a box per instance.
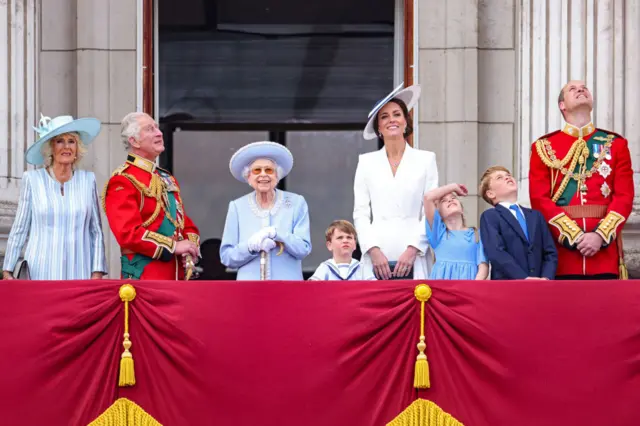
[101,164,131,212]
[531,130,561,145]
[594,128,623,140]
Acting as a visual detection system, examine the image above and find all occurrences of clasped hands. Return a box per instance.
[575,232,605,257]
[248,226,278,253]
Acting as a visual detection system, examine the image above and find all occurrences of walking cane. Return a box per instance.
[260,251,267,280]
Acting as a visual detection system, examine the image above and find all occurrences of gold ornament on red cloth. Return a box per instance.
[119,284,137,387]
[387,398,463,426]
[88,398,162,426]
[414,284,432,389]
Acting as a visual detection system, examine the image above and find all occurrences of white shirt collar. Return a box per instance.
[498,201,521,211]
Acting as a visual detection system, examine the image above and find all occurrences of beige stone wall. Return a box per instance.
[39,0,138,277]
[417,0,517,226]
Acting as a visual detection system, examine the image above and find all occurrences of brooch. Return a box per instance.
[601,182,611,198]
[598,161,612,179]
[284,197,292,208]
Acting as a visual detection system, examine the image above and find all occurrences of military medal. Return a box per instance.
[601,182,611,198]
[598,161,612,179]
[592,144,602,159]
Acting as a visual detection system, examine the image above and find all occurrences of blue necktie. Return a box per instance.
[509,204,529,241]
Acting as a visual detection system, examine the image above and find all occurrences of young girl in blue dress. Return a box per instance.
[424,183,489,280]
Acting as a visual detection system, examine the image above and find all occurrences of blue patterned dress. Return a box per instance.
[2,168,107,279]
[426,210,487,280]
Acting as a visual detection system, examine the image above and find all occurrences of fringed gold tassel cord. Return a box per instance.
[619,260,629,280]
[414,284,432,389]
[88,398,162,426]
[119,284,137,387]
[617,236,629,280]
[386,398,463,426]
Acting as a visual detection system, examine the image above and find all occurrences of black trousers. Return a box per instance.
[556,274,618,280]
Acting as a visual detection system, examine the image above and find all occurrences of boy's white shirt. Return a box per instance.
[308,258,377,281]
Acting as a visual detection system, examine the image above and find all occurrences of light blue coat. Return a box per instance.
[220,190,312,280]
[3,168,107,279]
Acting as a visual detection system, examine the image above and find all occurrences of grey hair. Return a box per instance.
[242,158,284,183]
[121,112,148,150]
[40,132,87,168]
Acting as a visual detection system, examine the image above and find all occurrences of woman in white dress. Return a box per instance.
[2,115,107,280]
[353,84,438,280]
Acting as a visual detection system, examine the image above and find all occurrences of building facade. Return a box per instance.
[1,0,639,277]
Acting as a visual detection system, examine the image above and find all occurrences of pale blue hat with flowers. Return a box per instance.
[363,83,421,140]
[229,141,294,182]
[25,114,101,165]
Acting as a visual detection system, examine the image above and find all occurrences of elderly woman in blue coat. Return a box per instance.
[220,141,312,280]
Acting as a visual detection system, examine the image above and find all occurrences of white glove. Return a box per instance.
[248,227,277,253]
[260,238,277,252]
[264,226,277,239]
[248,231,266,253]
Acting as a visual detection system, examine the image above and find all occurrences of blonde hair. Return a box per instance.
[325,220,357,242]
[438,194,479,243]
[40,132,86,167]
[479,165,512,205]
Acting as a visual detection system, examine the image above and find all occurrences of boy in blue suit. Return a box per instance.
[479,166,558,280]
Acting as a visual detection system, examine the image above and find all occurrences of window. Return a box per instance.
[157,0,397,276]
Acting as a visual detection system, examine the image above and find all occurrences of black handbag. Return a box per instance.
[385,261,414,280]
[13,259,30,280]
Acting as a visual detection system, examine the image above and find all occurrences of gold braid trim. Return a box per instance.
[595,211,625,244]
[186,233,201,246]
[549,213,584,246]
[387,399,463,426]
[535,134,615,203]
[120,172,184,229]
[142,230,176,252]
[535,138,586,202]
[121,172,165,227]
[88,398,162,426]
[101,164,129,213]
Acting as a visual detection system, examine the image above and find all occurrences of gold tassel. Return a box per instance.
[386,398,463,426]
[88,397,162,426]
[119,284,137,387]
[619,259,629,280]
[616,236,629,280]
[413,284,432,389]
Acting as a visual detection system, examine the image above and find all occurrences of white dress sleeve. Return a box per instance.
[353,156,377,254]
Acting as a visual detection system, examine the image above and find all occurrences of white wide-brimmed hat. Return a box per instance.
[362,83,421,140]
[25,114,101,165]
[229,141,294,182]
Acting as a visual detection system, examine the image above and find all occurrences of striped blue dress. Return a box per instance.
[2,168,107,280]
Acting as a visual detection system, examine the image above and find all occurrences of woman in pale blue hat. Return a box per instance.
[353,83,439,280]
[220,141,312,280]
[2,115,108,280]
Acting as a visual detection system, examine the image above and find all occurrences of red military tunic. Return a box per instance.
[529,122,634,277]
[103,153,200,280]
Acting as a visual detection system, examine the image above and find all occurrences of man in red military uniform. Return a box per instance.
[103,112,200,280]
[529,80,634,279]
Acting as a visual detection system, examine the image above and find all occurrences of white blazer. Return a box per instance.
[353,144,439,279]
